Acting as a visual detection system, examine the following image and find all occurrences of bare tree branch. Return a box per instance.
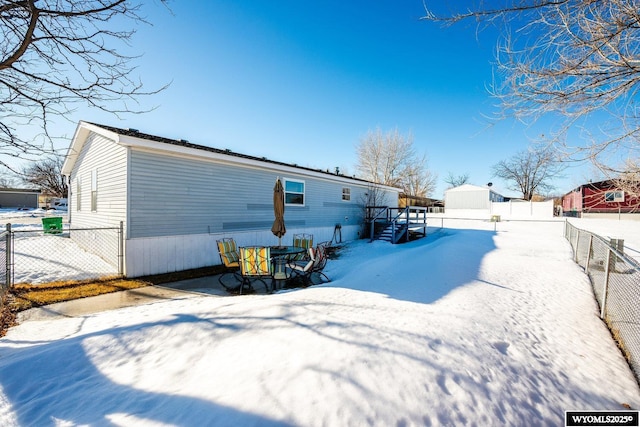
[422,0,640,199]
[492,145,565,199]
[444,172,470,188]
[0,0,169,163]
[356,127,436,197]
[20,155,66,196]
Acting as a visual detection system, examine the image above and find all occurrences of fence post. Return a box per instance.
[118,221,124,276]
[369,220,374,242]
[584,235,592,273]
[6,223,11,289]
[391,220,396,243]
[600,248,611,320]
[574,229,581,263]
[609,239,624,273]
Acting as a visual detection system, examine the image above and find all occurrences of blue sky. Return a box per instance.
[48,1,597,198]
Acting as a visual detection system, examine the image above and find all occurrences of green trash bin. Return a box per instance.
[42,217,63,234]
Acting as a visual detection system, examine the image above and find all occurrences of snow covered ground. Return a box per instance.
[566,217,640,263]
[1,208,118,284]
[0,208,67,230]
[1,218,639,426]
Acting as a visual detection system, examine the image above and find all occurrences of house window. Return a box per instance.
[342,187,351,201]
[605,191,624,203]
[76,176,82,211]
[91,169,98,212]
[284,179,305,206]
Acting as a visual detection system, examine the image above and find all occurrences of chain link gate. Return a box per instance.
[5,222,123,286]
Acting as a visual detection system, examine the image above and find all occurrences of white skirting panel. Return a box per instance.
[125,233,218,277]
[124,224,362,277]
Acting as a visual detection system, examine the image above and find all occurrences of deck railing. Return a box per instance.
[366,206,428,243]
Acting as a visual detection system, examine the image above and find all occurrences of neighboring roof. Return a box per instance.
[445,184,503,195]
[563,179,639,196]
[445,184,486,192]
[62,121,401,192]
[0,188,41,194]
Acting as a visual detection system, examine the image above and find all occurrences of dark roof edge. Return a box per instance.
[0,188,41,193]
[87,122,388,187]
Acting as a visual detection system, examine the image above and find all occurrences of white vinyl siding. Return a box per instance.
[69,132,127,229]
[127,150,382,239]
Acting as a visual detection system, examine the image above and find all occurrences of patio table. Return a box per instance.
[270,246,305,281]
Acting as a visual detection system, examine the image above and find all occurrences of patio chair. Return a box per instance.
[292,233,314,260]
[311,242,330,282]
[216,238,242,292]
[238,246,274,294]
[286,243,330,287]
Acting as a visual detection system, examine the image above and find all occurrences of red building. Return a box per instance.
[562,180,640,217]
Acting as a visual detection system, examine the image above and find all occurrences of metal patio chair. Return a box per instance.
[292,233,314,260]
[216,238,242,292]
[286,242,330,287]
[238,246,274,294]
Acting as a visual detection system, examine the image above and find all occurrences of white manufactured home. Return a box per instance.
[61,121,400,277]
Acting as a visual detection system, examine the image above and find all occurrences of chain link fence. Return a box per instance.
[565,221,640,383]
[0,230,8,313]
[5,223,123,287]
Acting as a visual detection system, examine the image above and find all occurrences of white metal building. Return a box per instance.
[444,184,554,220]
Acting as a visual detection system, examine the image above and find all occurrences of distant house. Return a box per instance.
[61,121,401,277]
[398,193,443,212]
[444,184,554,219]
[0,188,40,209]
[443,184,505,218]
[562,180,640,218]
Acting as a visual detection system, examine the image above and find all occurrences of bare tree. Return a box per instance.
[360,183,390,216]
[422,1,640,195]
[403,154,437,198]
[492,146,565,200]
[444,172,470,188]
[0,0,168,169]
[21,157,67,197]
[0,169,19,188]
[356,127,436,197]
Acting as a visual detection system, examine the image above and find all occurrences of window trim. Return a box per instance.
[76,176,82,211]
[342,187,351,201]
[91,169,98,212]
[604,190,624,203]
[284,178,305,207]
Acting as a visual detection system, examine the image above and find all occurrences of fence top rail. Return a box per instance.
[565,221,640,270]
[402,206,429,212]
[9,226,121,233]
